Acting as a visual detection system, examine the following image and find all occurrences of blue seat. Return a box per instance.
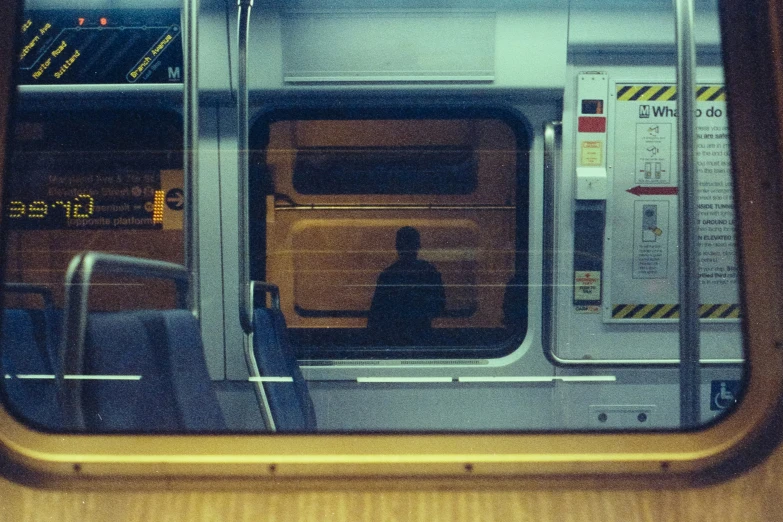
[253,307,317,432]
[1,309,62,429]
[82,309,226,432]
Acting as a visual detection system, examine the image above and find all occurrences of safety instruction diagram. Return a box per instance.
[632,200,669,280]
[607,85,739,322]
[635,123,672,184]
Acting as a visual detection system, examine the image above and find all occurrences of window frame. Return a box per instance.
[249,105,532,361]
[1,0,783,486]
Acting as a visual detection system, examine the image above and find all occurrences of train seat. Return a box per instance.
[253,306,317,432]
[83,309,227,432]
[1,309,62,429]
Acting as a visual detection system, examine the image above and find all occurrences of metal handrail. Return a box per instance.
[274,204,516,211]
[183,0,200,317]
[244,280,280,432]
[60,252,190,430]
[674,0,701,428]
[542,121,561,367]
[237,0,254,334]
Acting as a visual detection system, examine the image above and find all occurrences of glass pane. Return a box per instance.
[3,2,186,432]
[253,114,527,359]
[0,0,745,434]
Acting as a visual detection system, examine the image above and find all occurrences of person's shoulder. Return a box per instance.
[377,261,402,280]
[384,260,405,272]
[416,259,440,273]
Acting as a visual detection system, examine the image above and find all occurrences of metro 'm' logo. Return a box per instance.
[639,105,680,118]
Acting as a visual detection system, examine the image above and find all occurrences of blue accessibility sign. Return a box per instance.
[710,380,741,411]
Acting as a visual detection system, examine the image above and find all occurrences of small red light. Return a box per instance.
[99,17,108,26]
[78,17,85,26]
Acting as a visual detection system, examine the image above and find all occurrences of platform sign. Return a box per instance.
[605,85,739,323]
[5,169,184,230]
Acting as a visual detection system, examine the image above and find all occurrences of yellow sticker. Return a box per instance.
[160,169,184,231]
[581,141,603,166]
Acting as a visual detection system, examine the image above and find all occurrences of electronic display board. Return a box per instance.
[6,111,184,230]
[18,10,182,85]
[5,168,184,230]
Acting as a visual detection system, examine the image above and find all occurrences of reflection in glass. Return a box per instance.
[0,0,745,434]
[367,226,446,346]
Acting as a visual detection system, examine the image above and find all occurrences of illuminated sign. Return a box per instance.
[17,10,182,85]
[5,170,164,230]
[8,194,94,220]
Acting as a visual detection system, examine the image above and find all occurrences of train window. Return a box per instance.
[251,111,528,360]
[0,108,186,430]
[2,0,783,484]
[5,110,184,308]
[0,4,189,433]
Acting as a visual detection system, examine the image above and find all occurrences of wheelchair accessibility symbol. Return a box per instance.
[710,380,741,411]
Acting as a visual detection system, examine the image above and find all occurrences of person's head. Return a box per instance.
[395,226,421,258]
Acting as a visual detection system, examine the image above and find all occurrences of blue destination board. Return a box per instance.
[18,10,183,85]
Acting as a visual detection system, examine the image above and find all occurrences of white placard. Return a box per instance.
[606,84,739,323]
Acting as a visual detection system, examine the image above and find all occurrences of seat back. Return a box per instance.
[1,309,62,429]
[253,307,317,432]
[83,309,226,432]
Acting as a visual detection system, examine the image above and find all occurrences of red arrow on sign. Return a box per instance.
[626,185,679,196]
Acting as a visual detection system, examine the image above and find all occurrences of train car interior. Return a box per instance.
[0,0,748,439]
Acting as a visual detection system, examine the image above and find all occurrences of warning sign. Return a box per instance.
[574,271,601,301]
[612,303,740,320]
[606,84,739,322]
[581,141,603,166]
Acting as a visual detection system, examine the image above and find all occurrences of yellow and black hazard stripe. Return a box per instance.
[616,85,677,101]
[612,303,740,319]
[616,85,726,102]
[695,85,727,101]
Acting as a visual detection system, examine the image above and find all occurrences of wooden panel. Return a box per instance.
[3,230,183,310]
[1,446,783,520]
[269,211,514,329]
[266,118,518,207]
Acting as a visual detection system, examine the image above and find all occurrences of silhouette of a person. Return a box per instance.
[367,227,445,345]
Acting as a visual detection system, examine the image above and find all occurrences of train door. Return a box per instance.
[550,1,743,429]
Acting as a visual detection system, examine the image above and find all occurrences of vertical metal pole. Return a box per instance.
[183,0,200,316]
[543,121,561,354]
[674,0,701,428]
[237,0,254,333]
[236,3,276,429]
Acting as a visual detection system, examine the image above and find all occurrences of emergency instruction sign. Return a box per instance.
[605,85,740,322]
